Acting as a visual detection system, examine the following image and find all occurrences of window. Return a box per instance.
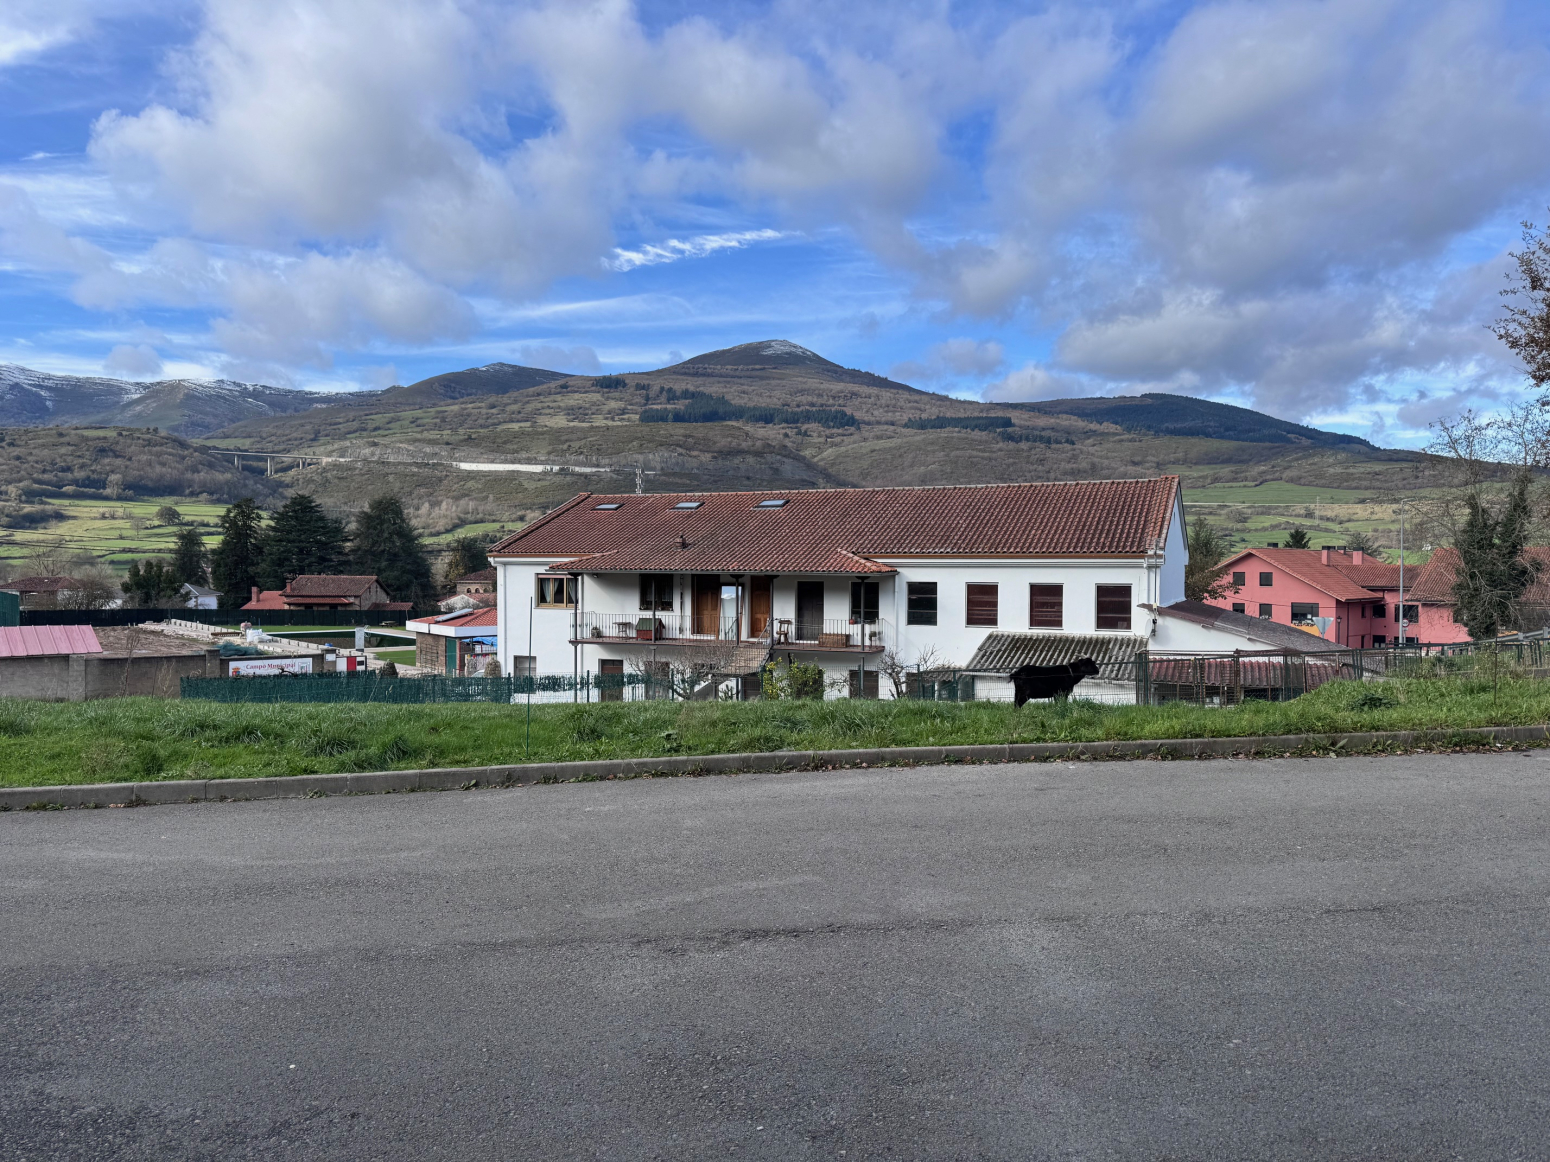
[1259,572,1274,586]
[1029,584,1063,629]
[1372,635,1386,646]
[536,575,576,608]
[966,583,998,627]
[1231,602,1245,614]
[639,574,674,611]
[1290,602,1320,624]
[850,580,879,624]
[906,582,937,626]
[593,502,623,510]
[754,498,788,508]
[1258,604,1273,619]
[1372,604,1386,619]
[1232,571,1246,587]
[1095,584,1131,630]
[673,501,702,509]
[1401,604,1418,623]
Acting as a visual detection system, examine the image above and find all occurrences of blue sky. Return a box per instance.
[2,0,1549,447]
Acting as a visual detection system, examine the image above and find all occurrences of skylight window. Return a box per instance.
[673,501,703,509]
[754,498,788,508]
[594,502,623,510]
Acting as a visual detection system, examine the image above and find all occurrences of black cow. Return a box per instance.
[1009,658,1101,707]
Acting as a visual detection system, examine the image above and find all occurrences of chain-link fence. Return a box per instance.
[181,670,675,704]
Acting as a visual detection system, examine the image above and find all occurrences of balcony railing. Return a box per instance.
[570,612,889,652]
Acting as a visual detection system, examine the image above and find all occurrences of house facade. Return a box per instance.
[1206,547,1413,647]
[488,478,1188,698]
[242,575,412,613]
[1401,546,1550,643]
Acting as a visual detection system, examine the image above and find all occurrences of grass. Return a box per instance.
[0,495,229,571]
[0,677,1544,789]
[375,648,418,666]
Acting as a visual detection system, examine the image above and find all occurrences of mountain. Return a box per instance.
[1019,392,1372,448]
[199,341,1421,526]
[0,364,331,437]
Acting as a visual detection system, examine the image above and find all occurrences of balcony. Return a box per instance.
[570,612,889,653]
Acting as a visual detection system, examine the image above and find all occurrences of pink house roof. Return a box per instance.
[0,625,102,657]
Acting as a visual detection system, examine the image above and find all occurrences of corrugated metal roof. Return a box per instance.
[0,625,102,657]
[964,632,1146,674]
[490,478,1181,575]
[1155,600,1347,652]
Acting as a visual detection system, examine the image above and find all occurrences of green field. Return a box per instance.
[0,678,1541,788]
[0,495,228,571]
[375,648,418,666]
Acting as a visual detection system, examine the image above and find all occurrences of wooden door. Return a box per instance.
[795,581,824,641]
[749,577,774,638]
[692,575,721,636]
[599,658,624,703]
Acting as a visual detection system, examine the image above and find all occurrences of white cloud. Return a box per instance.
[605,230,786,272]
[0,1,95,68]
[985,363,1105,403]
[517,343,601,373]
[891,338,1005,384]
[102,343,163,378]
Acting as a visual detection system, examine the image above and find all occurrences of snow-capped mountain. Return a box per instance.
[0,364,337,437]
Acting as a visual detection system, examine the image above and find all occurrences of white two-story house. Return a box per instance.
[488,477,1187,699]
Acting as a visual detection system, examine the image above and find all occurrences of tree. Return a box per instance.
[171,527,208,586]
[1341,529,1385,560]
[154,505,183,526]
[1184,518,1238,602]
[1452,471,1541,639]
[122,558,184,607]
[1284,528,1311,549]
[57,563,121,610]
[350,495,434,609]
[1492,215,1550,392]
[259,494,347,588]
[441,535,491,590]
[210,498,266,609]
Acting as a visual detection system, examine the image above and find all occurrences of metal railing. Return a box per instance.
[573,611,889,652]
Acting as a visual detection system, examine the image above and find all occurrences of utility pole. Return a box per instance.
[1397,500,1406,647]
[635,466,644,495]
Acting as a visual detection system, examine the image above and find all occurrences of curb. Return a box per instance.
[1,723,1546,812]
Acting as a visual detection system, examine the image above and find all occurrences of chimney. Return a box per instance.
[251,586,259,603]
[1352,550,1364,565]
[1320,549,1330,565]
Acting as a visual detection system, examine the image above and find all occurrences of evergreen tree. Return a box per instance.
[1452,472,1541,639]
[1184,518,1236,602]
[171,527,208,586]
[122,559,184,607]
[1284,528,1311,549]
[351,495,434,609]
[441,535,491,590]
[210,497,266,609]
[259,494,348,588]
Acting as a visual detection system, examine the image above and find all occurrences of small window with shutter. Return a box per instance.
[1095,584,1132,630]
[966,583,998,627]
[1029,584,1063,628]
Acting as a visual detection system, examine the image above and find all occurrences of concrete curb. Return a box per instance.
[2,723,1546,812]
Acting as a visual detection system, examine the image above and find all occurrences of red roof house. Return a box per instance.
[242,575,410,612]
[1208,547,1420,647]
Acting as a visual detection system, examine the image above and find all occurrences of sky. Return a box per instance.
[2,0,1549,447]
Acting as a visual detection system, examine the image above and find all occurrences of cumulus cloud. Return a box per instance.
[103,343,163,379]
[517,344,601,373]
[985,363,1107,403]
[891,338,1005,383]
[0,0,1544,423]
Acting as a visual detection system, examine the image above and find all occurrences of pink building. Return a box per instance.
[1401,546,1550,644]
[1207,548,1417,648]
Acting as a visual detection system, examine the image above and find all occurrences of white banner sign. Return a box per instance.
[228,657,314,677]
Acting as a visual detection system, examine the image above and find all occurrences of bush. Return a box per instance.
[903,415,1013,431]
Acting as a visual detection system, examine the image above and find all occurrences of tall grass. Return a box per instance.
[0,678,1545,788]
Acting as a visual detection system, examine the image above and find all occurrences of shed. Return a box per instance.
[962,632,1146,704]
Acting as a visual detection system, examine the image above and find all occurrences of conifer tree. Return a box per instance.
[351,495,434,609]
[258,494,348,588]
[171,527,208,586]
[210,497,265,608]
[1452,472,1540,639]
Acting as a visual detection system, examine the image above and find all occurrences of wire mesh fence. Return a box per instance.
[180,671,676,704]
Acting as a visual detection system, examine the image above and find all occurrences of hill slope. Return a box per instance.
[1020,392,1372,447]
[0,365,332,437]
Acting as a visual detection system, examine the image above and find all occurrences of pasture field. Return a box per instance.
[0,677,1543,788]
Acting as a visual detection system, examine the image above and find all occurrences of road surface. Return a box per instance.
[3,752,1548,1160]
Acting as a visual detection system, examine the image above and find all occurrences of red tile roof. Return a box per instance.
[284,575,381,597]
[1405,546,1550,604]
[241,590,288,610]
[0,625,101,657]
[407,607,498,634]
[490,479,1181,574]
[1221,548,1390,602]
[5,576,84,593]
[456,568,496,584]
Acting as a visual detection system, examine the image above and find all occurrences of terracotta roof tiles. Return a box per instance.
[490,479,1180,574]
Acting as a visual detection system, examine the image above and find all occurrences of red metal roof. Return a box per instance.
[0,625,102,657]
[490,479,1181,574]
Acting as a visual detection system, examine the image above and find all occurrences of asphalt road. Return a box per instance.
[3,752,1549,1161]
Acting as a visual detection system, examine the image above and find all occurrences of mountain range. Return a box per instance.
[0,342,1422,523]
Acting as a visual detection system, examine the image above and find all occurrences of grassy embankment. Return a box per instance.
[0,678,1544,788]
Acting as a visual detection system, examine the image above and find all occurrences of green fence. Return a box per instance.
[181,671,665,704]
